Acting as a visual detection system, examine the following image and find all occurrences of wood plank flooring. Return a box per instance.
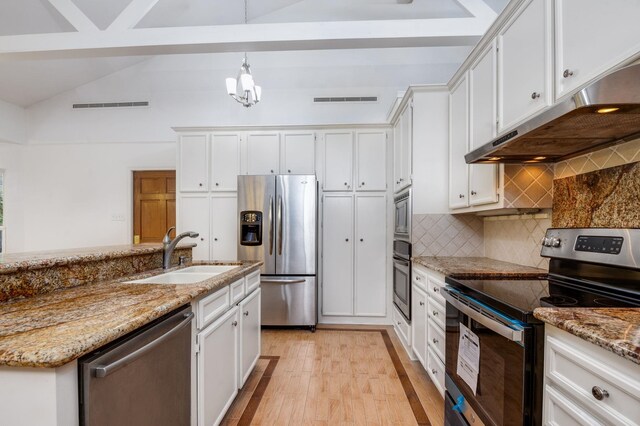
[222,325,445,426]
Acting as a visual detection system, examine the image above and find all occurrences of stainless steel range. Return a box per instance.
[443,228,640,426]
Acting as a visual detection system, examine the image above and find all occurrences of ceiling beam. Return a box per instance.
[46,0,99,32]
[455,0,498,20]
[107,0,162,31]
[0,18,490,60]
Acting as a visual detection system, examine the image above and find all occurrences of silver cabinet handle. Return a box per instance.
[531,92,540,99]
[419,301,424,306]
[94,312,194,378]
[563,69,574,78]
[261,279,306,284]
[459,194,465,198]
[592,386,609,401]
[268,196,274,256]
[244,311,249,316]
[277,195,283,256]
[232,321,238,327]
[470,190,477,195]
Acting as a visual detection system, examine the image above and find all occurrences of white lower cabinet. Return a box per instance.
[210,195,238,261]
[238,288,261,388]
[543,325,640,426]
[197,306,239,426]
[179,196,210,261]
[411,263,446,398]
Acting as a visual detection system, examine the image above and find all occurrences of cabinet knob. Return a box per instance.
[563,69,574,78]
[360,238,364,242]
[344,182,348,186]
[433,287,439,293]
[214,238,218,241]
[470,190,477,196]
[232,321,238,327]
[459,194,465,199]
[531,92,541,99]
[399,178,404,182]
[270,169,274,173]
[431,369,437,375]
[361,182,365,186]
[345,238,349,242]
[199,183,203,187]
[200,237,204,241]
[433,338,439,344]
[416,276,420,281]
[215,182,219,186]
[288,169,291,173]
[419,301,424,306]
[244,311,249,316]
[432,310,438,316]
[591,386,609,401]
[397,321,401,326]
[396,180,400,185]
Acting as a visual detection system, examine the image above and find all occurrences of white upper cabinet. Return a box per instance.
[323,131,354,191]
[354,194,386,316]
[280,132,316,175]
[468,164,498,206]
[210,133,241,191]
[392,113,403,192]
[356,130,387,191]
[449,74,470,210]
[469,41,497,150]
[245,132,280,175]
[555,0,640,100]
[321,194,354,315]
[179,134,208,192]
[210,195,238,261]
[179,196,209,261]
[393,103,412,193]
[498,0,552,132]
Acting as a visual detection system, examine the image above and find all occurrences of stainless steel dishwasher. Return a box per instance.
[79,305,193,426]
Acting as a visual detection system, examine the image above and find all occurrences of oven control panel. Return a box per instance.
[575,236,624,254]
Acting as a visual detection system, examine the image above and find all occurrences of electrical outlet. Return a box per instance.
[111,214,126,222]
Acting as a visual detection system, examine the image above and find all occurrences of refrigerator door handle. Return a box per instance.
[269,196,274,256]
[277,195,283,256]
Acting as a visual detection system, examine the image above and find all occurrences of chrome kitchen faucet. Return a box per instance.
[162,227,199,269]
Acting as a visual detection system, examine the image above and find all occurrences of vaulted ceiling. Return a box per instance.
[0,0,508,107]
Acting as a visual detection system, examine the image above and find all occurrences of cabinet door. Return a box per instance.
[210,195,237,261]
[401,104,412,189]
[354,194,386,316]
[469,163,498,206]
[323,131,353,191]
[281,132,315,174]
[179,196,209,261]
[469,41,497,150]
[411,284,427,368]
[179,134,208,192]
[239,288,261,387]
[393,116,403,192]
[246,132,280,175]
[498,0,551,132]
[321,194,353,315]
[356,130,387,191]
[448,75,470,209]
[555,0,640,100]
[198,307,239,426]
[211,133,241,191]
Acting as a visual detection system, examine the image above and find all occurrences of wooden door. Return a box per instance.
[133,171,176,244]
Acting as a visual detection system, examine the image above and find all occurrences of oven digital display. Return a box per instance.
[575,236,623,254]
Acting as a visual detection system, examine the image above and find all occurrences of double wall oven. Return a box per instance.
[393,188,412,320]
[442,228,640,426]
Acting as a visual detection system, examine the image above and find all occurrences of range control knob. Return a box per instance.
[551,238,562,248]
[541,237,551,247]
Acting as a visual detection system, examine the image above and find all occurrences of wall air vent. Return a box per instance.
[313,97,378,103]
[72,101,149,109]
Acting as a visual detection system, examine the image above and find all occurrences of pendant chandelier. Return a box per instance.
[225,0,262,107]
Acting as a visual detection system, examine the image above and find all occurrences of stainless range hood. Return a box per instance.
[466,63,640,164]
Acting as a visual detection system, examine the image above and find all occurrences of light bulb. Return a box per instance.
[254,86,262,102]
[225,78,237,95]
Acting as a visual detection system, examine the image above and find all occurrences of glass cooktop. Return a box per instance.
[445,277,640,323]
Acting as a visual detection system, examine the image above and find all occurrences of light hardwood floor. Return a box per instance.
[222,325,445,426]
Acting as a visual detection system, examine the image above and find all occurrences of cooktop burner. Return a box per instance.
[539,294,578,307]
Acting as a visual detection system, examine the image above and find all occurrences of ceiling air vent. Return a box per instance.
[72,101,149,109]
[314,96,378,103]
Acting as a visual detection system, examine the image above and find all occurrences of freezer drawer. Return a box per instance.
[260,276,317,327]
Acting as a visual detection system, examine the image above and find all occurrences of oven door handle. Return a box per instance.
[443,288,524,344]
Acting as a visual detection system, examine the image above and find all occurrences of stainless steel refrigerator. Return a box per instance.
[237,175,317,330]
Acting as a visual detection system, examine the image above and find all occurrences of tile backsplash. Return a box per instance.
[484,213,551,269]
[412,214,484,257]
[554,138,640,179]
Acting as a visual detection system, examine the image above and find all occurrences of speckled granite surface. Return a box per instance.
[534,308,640,365]
[0,244,194,302]
[0,261,261,368]
[412,256,547,279]
[553,161,640,228]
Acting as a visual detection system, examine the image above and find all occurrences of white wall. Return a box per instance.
[0,142,25,252]
[19,142,175,251]
[0,99,26,145]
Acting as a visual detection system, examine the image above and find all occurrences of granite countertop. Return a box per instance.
[534,308,640,365]
[0,243,197,274]
[412,256,547,279]
[0,261,261,368]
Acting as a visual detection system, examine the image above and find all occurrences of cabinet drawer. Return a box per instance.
[428,318,446,363]
[427,347,445,398]
[412,268,427,291]
[393,305,411,348]
[245,270,260,294]
[427,276,446,305]
[544,385,604,426]
[197,287,230,330]
[546,333,640,425]
[427,298,445,330]
[230,278,245,305]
